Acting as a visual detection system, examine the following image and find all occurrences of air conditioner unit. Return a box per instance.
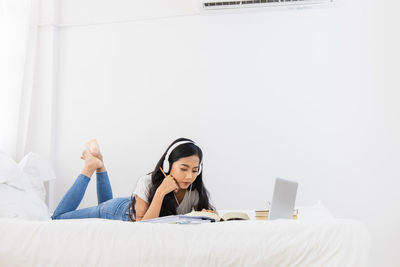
[200,0,334,11]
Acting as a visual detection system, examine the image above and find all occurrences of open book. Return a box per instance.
[140,211,250,224]
[184,211,250,222]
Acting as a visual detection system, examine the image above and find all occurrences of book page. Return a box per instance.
[140,215,213,224]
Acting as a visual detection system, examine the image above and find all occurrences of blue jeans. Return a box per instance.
[51,171,131,221]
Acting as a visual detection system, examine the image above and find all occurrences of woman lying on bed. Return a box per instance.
[51,138,215,222]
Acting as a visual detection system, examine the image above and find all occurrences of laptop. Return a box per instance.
[269,178,298,220]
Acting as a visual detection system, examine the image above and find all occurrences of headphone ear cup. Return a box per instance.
[198,163,202,175]
[163,158,170,173]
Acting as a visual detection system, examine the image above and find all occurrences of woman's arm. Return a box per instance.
[135,174,178,221]
[135,188,165,221]
[134,196,149,221]
[193,205,218,214]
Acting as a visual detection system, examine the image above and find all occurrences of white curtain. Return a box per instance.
[0,0,39,161]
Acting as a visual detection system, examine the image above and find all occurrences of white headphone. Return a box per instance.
[162,140,203,175]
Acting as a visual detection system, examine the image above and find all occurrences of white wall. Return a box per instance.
[44,0,400,266]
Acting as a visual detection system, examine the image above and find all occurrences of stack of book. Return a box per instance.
[255,210,269,220]
[255,209,298,220]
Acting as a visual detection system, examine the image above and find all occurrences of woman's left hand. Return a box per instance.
[202,209,218,215]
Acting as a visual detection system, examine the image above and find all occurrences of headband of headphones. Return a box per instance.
[162,140,202,175]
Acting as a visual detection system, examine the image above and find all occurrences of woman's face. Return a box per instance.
[170,155,200,189]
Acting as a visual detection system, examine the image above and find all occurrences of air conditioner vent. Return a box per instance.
[202,0,332,10]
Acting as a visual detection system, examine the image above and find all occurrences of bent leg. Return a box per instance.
[52,174,90,219]
[96,171,113,204]
[52,205,100,219]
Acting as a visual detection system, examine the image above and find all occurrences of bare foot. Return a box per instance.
[86,139,103,161]
[81,150,104,177]
[82,139,105,172]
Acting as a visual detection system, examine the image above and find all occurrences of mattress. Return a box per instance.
[0,215,370,267]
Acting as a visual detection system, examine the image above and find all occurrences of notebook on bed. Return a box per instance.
[140,215,214,224]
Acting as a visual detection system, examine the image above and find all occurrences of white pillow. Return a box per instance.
[19,152,56,202]
[19,152,56,181]
[0,150,53,221]
[0,183,51,221]
[296,201,335,221]
[0,150,30,190]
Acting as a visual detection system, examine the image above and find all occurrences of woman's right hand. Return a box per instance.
[158,175,179,196]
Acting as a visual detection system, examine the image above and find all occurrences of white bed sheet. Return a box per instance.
[0,215,370,267]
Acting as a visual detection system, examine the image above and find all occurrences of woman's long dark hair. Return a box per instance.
[129,138,214,221]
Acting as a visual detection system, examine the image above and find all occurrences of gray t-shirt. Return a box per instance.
[134,174,199,214]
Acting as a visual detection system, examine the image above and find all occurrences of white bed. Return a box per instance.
[0,212,370,267]
[0,151,370,266]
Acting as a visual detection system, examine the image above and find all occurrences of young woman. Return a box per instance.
[51,138,215,222]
